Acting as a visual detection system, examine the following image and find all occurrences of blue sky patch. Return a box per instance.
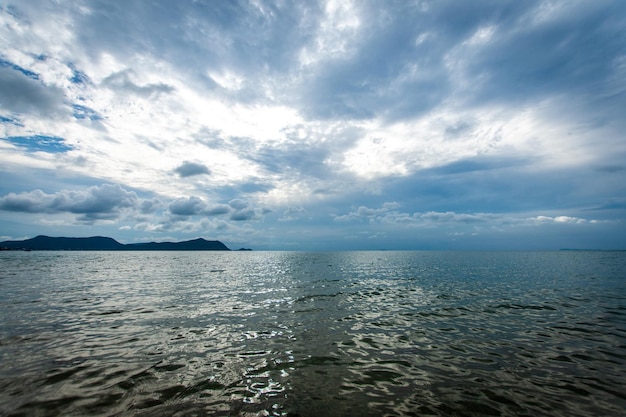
[4,135,73,153]
[0,115,23,126]
[0,1,624,250]
[69,63,90,85]
[72,104,103,120]
[0,57,39,80]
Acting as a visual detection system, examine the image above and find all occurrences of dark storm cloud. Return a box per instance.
[1,0,624,248]
[10,0,622,125]
[166,196,261,222]
[169,196,206,216]
[0,65,66,117]
[174,161,211,178]
[168,196,230,217]
[457,1,626,106]
[229,207,257,221]
[65,1,320,95]
[6,0,624,124]
[139,198,162,214]
[228,199,260,221]
[228,199,248,210]
[295,0,626,123]
[0,184,138,221]
[205,204,231,216]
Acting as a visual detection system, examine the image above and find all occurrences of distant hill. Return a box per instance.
[124,238,230,251]
[0,235,231,251]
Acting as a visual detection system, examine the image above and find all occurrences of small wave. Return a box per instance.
[294,292,343,303]
[1,250,625,417]
[492,303,557,311]
[87,309,125,316]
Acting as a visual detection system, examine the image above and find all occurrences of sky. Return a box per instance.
[1,0,625,250]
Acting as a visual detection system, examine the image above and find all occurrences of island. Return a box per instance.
[0,235,233,251]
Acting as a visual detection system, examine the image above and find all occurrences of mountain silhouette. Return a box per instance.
[0,235,231,251]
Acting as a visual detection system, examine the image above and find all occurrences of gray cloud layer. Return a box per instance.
[174,161,211,177]
[0,0,624,249]
[0,66,66,117]
[0,184,138,221]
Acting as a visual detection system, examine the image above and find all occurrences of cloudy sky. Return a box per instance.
[1,0,625,250]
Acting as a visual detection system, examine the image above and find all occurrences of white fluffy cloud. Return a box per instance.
[0,184,139,222]
[0,1,624,249]
[334,203,604,231]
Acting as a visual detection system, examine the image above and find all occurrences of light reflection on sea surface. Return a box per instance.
[0,250,625,416]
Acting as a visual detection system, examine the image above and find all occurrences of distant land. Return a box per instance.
[0,235,236,251]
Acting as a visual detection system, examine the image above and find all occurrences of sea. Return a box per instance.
[0,250,624,417]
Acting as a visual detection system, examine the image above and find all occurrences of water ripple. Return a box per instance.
[0,250,625,416]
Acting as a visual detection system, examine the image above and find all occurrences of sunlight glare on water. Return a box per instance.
[0,250,625,416]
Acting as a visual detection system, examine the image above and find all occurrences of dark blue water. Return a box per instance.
[0,251,625,416]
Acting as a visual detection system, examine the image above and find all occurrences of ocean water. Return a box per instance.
[0,251,624,417]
